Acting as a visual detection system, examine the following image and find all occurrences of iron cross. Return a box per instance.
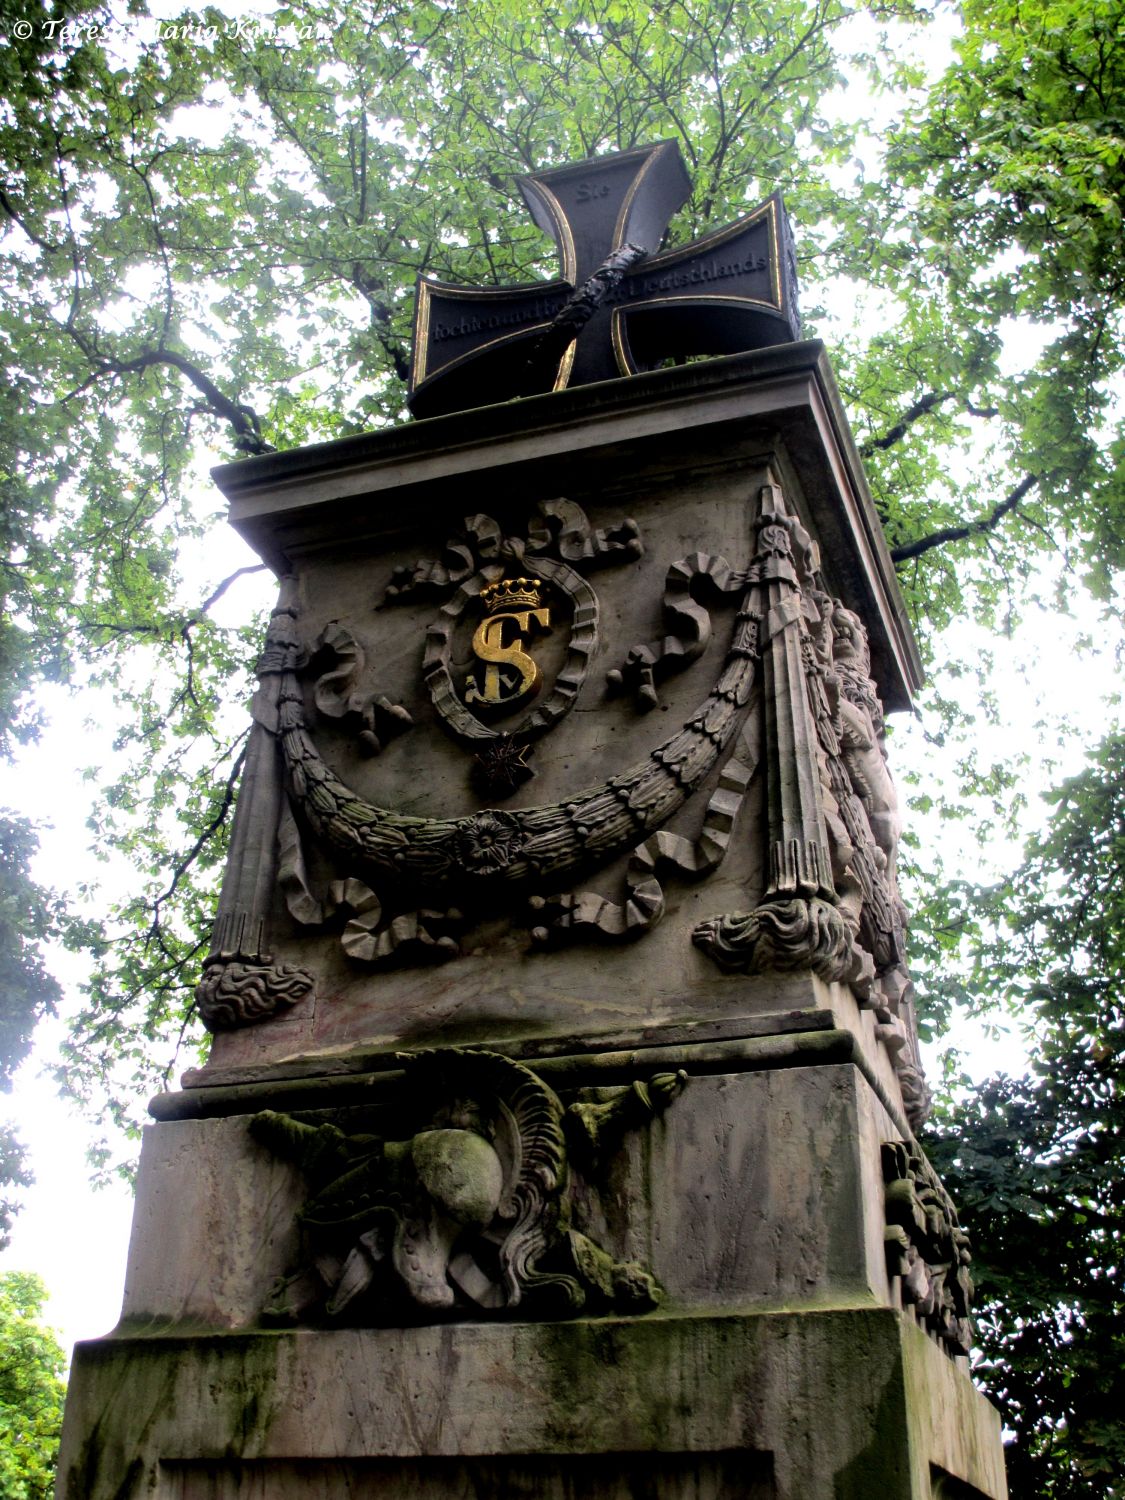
[409,140,800,419]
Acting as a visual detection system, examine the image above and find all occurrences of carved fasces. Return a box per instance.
[196,586,318,1033]
[250,1049,683,1323]
[689,485,859,975]
[882,1140,974,1357]
[685,492,910,971]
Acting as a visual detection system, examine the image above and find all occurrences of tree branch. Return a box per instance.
[0,186,59,253]
[65,342,274,456]
[861,391,956,456]
[862,390,1002,456]
[890,474,1041,564]
[146,734,250,944]
[198,564,269,615]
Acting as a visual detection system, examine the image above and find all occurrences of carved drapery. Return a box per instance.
[196,580,315,1032]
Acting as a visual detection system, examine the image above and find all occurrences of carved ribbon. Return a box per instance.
[270,564,761,897]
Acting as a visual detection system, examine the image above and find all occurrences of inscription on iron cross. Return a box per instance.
[409,140,800,420]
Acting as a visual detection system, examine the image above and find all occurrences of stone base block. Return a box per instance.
[59,1306,1005,1499]
[121,1060,899,1327]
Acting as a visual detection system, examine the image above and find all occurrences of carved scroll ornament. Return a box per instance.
[308,621,412,757]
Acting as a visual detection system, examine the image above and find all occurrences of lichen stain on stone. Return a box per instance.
[532,1319,691,1454]
[66,1333,295,1498]
[220,1333,296,1459]
[830,1354,908,1500]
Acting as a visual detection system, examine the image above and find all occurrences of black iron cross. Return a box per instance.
[409,140,800,420]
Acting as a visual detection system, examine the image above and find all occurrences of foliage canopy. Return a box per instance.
[1,0,1123,1491]
[932,732,1125,1496]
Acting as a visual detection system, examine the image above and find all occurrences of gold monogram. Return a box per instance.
[465,579,551,711]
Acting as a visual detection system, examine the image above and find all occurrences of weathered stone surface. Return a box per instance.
[161,1453,778,1499]
[191,347,928,1149]
[121,1061,896,1330]
[59,1309,1005,1499]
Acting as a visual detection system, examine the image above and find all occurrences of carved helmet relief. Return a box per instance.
[249,1050,674,1324]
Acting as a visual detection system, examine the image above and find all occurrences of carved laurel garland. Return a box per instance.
[273,576,759,898]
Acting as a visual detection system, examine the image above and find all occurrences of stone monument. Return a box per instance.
[58,143,1008,1500]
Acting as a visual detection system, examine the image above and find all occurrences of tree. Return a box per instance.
[0,1272,65,1500]
[928,732,1125,1497]
[876,0,1125,602]
[0,820,57,1246]
[4,0,944,1150]
[0,0,1123,1485]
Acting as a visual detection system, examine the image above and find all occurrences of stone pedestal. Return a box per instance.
[58,346,1007,1499]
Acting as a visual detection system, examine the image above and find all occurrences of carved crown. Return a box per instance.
[480,577,543,614]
